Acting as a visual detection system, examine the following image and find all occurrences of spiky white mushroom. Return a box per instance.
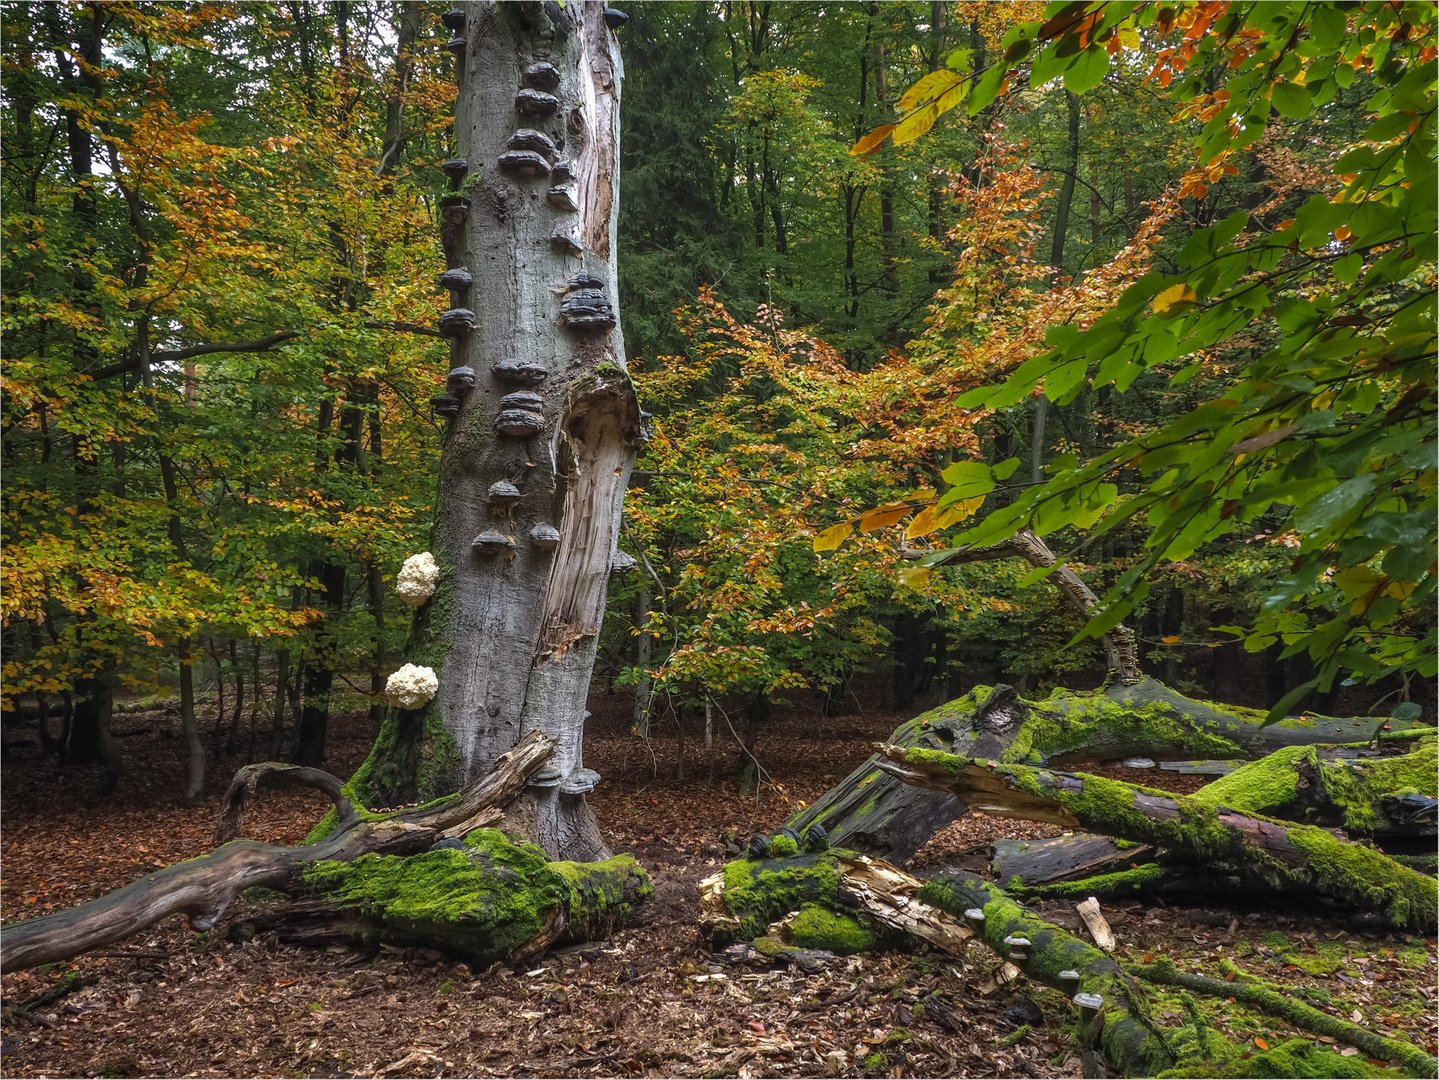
[396,552,439,606]
[385,663,439,709]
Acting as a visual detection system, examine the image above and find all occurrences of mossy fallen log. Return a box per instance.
[1,731,650,972]
[1190,738,1437,840]
[239,829,650,967]
[787,678,1410,863]
[877,745,1438,933]
[1130,957,1437,1078]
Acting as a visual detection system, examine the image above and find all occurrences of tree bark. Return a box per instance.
[877,744,1438,932]
[352,2,639,863]
[788,678,1417,864]
[1,730,556,973]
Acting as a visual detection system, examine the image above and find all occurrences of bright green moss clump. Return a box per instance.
[1157,1037,1404,1079]
[785,903,875,954]
[301,829,650,966]
[722,853,843,940]
[770,834,799,857]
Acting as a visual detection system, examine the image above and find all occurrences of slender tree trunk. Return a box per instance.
[354,2,639,862]
[633,588,652,736]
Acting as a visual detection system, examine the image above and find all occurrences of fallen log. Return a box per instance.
[876,744,1438,933]
[786,678,1412,863]
[1,731,650,972]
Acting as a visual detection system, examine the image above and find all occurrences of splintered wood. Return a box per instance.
[833,855,974,954]
[1076,896,1117,950]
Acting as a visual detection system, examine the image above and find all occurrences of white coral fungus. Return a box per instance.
[396,551,439,606]
[385,664,439,710]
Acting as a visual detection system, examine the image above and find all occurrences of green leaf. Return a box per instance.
[1062,46,1111,95]
[1391,701,1423,723]
[1270,80,1311,119]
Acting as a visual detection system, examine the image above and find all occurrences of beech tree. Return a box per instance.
[340,0,641,863]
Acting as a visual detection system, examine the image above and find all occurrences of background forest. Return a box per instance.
[3,0,1434,800]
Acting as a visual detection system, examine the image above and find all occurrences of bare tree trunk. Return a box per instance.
[355,2,639,862]
[633,587,652,736]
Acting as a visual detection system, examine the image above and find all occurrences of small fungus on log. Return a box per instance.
[551,159,575,183]
[430,393,461,419]
[445,35,465,57]
[560,767,601,795]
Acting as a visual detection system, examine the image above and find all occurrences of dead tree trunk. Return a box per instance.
[877,744,1438,933]
[351,1,640,862]
[788,677,1416,863]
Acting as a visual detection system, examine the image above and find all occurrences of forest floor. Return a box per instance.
[1,689,1435,1079]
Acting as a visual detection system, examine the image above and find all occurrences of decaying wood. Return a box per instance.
[214,761,359,844]
[877,744,1438,933]
[786,677,1407,864]
[1075,897,1116,950]
[992,834,1155,888]
[831,854,975,954]
[1,731,556,973]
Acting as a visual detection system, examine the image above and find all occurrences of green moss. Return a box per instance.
[1157,1037,1403,1078]
[1262,931,1291,950]
[863,1052,888,1074]
[1286,824,1437,932]
[1000,1024,1031,1048]
[299,828,647,966]
[785,903,875,954]
[1022,862,1168,898]
[721,854,843,940]
[770,834,799,858]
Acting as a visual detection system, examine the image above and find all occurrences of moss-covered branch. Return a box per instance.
[1129,958,1437,1078]
[877,746,1438,933]
[787,678,1415,863]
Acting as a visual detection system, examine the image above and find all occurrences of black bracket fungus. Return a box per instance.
[492,359,548,387]
[438,267,473,294]
[494,392,546,438]
[551,228,584,257]
[441,158,468,190]
[748,834,772,860]
[523,62,561,92]
[560,274,616,332]
[547,185,579,211]
[447,366,477,397]
[508,129,558,158]
[802,823,830,852]
[471,529,516,554]
[603,8,629,30]
[516,88,560,117]
[438,308,476,337]
[529,523,561,549]
[487,480,522,507]
[445,35,465,57]
[551,159,575,184]
[498,150,551,179]
[431,393,462,419]
[441,7,465,32]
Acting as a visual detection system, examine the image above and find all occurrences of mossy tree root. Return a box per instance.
[878,746,1438,933]
[1129,959,1437,1078]
[787,678,1409,864]
[1,731,557,973]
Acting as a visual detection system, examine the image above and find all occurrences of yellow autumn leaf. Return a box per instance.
[892,103,939,145]
[1152,283,1198,318]
[897,564,933,590]
[1384,579,1417,600]
[850,124,896,157]
[905,504,944,539]
[937,495,986,527]
[812,522,853,552]
[897,68,961,111]
[1161,635,1182,644]
[859,502,912,532]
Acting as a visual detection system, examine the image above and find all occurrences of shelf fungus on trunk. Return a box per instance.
[609,550,638,576]
[551,159,575,184]
[471,529,515,555]
[499,150,551,178]
[441,6,465,31]
[559,273,616,331]
[487,480,522,508]
[516,88,559,116]
[551,227,584,257]
[445,34,465,57]
[438,267,473,294]
[603,8,628,29]
[523,62,561,91]
[494,390,546,437]
[560,767,601,795]
[548,185,580,211]
[439,308,476,337]
[529,523,561,549]
[441,158,468,189]
[508,129,558,158]
[492,359,548,386]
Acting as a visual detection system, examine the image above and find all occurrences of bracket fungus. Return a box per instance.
[494,409,546,437]
[430,393,461,419]
[447,366,477,395]
[516,88,559,117]
[471,529,515,554]
[551,160,575,184]
[492,359,548,386]
[523,62,561,91]
[440,194,470,222]
[551,228,584,257]
[438,308,476,337]
[559,274,616,332]
[609,550,639,576]
[441,7,465,31]
[438,267,473,293]
[603,8,629,29]
[498,150,550,178]
[441,158,468,188]
[560,768,601,795]
[508,129,557,157]
[528,764,564,788]
[487,480,522,507]
[444,35,465,57]
[529,523,561,549]
[547,185,579,212]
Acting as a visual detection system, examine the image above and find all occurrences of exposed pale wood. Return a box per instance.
[832,855,974,954]
[1,731,556,973]
[1075,897,1116,950]
[992,834,1155,886]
